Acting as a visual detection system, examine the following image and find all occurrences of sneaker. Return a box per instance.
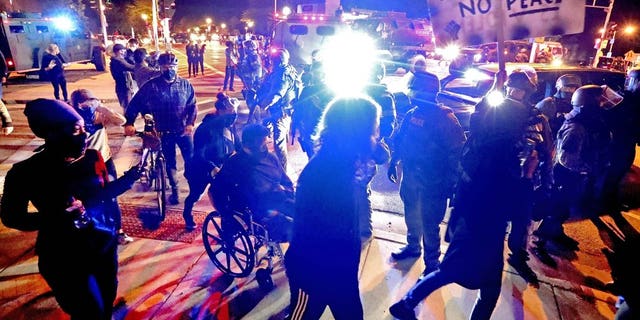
[391,246,421,260]
[185,223,197,232]
[389,300,417,320]
[169,193,179,205]
[118,232,134,245]
[507,255,539,287]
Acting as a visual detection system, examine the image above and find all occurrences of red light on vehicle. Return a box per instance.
[319,16,325,21]
[303,16,309,20]
[311,16,317,21]
[7,59,14,66]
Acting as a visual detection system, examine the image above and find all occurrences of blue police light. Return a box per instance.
[52,16,76,31]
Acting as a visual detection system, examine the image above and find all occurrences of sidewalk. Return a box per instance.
[1,61,638,319]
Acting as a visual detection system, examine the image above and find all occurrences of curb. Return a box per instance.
[3,98,121,105]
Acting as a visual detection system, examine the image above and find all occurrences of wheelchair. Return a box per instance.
[202,204,290,291]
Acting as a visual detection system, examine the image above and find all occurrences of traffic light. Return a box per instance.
[606,23,618,39]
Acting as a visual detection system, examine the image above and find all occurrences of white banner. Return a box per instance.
[427,0,586,46]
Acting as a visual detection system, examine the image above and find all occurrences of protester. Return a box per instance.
[0,50,13,135]
[132,47,161,89]
[124,51,197,205]
[41,44,68,102]
[183,92,241,231]
[0,98,140,319]
[285,96,381,319]
[70,89,133,245]
[109,43,136,111]
[210,123,294,242]
[222,40,237,91]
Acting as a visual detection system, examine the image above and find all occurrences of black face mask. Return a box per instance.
[50,131,88,160]
[162,69,177,81]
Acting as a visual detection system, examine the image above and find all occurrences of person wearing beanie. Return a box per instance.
[1,98,141,319]
[388,69,466,274]
[182,92,241,231]
[109,43,136,111]
[70,89,133,244]
[40,43,69,102]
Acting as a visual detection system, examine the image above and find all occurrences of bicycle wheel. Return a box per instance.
[138,149,153,190]
[154,156,167,220]
[203,211,255,278]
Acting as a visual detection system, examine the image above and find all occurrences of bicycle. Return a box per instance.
[136,114,167,220]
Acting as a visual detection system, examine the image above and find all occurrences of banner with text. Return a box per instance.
[427,0,585,46]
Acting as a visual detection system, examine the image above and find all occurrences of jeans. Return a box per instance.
[223,66,235,90]
[160,132,194,193]
[50,76,68,101]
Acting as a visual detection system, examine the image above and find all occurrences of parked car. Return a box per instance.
[431,63,627,130]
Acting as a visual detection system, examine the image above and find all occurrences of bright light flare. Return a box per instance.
[464,69,492,82]
[322,31,377,95]
[190,33,199,41]
[52,16,75,31]
[435,44,460,61]
[551,58,563,66]
[486,90,505,107]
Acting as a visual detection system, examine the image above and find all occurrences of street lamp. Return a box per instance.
[608,25,636,58]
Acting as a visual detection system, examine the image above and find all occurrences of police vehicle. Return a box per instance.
[270,3,435,72]
[0,12,106,79]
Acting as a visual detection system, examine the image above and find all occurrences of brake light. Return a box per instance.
[7,59,14,66]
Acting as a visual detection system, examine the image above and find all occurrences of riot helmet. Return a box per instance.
[571,85,603,109]
[271,49,290,67]
[555,74,582,99]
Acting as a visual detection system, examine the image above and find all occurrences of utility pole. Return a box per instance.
[587,0,615,67]
[98,0,108,46]
[152,0,159,52]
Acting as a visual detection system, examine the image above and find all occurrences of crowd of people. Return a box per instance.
[1,36,639,320]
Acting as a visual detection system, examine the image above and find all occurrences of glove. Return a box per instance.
[123,166,143,182]
[387,162,398,184]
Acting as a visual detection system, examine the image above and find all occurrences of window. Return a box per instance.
[289,25,308,36]
[316,26,335,36]
[9,26,25,33]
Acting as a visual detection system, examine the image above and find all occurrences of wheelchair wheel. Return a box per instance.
[203,211,255,278]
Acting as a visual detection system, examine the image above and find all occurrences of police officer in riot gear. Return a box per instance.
[602,68,640,214]
[258,48,299,170]
[531,85,612,266]
[388,68,466,273]
[535,74,582,137]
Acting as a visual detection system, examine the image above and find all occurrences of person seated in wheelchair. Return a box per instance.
[210,123,294,242]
